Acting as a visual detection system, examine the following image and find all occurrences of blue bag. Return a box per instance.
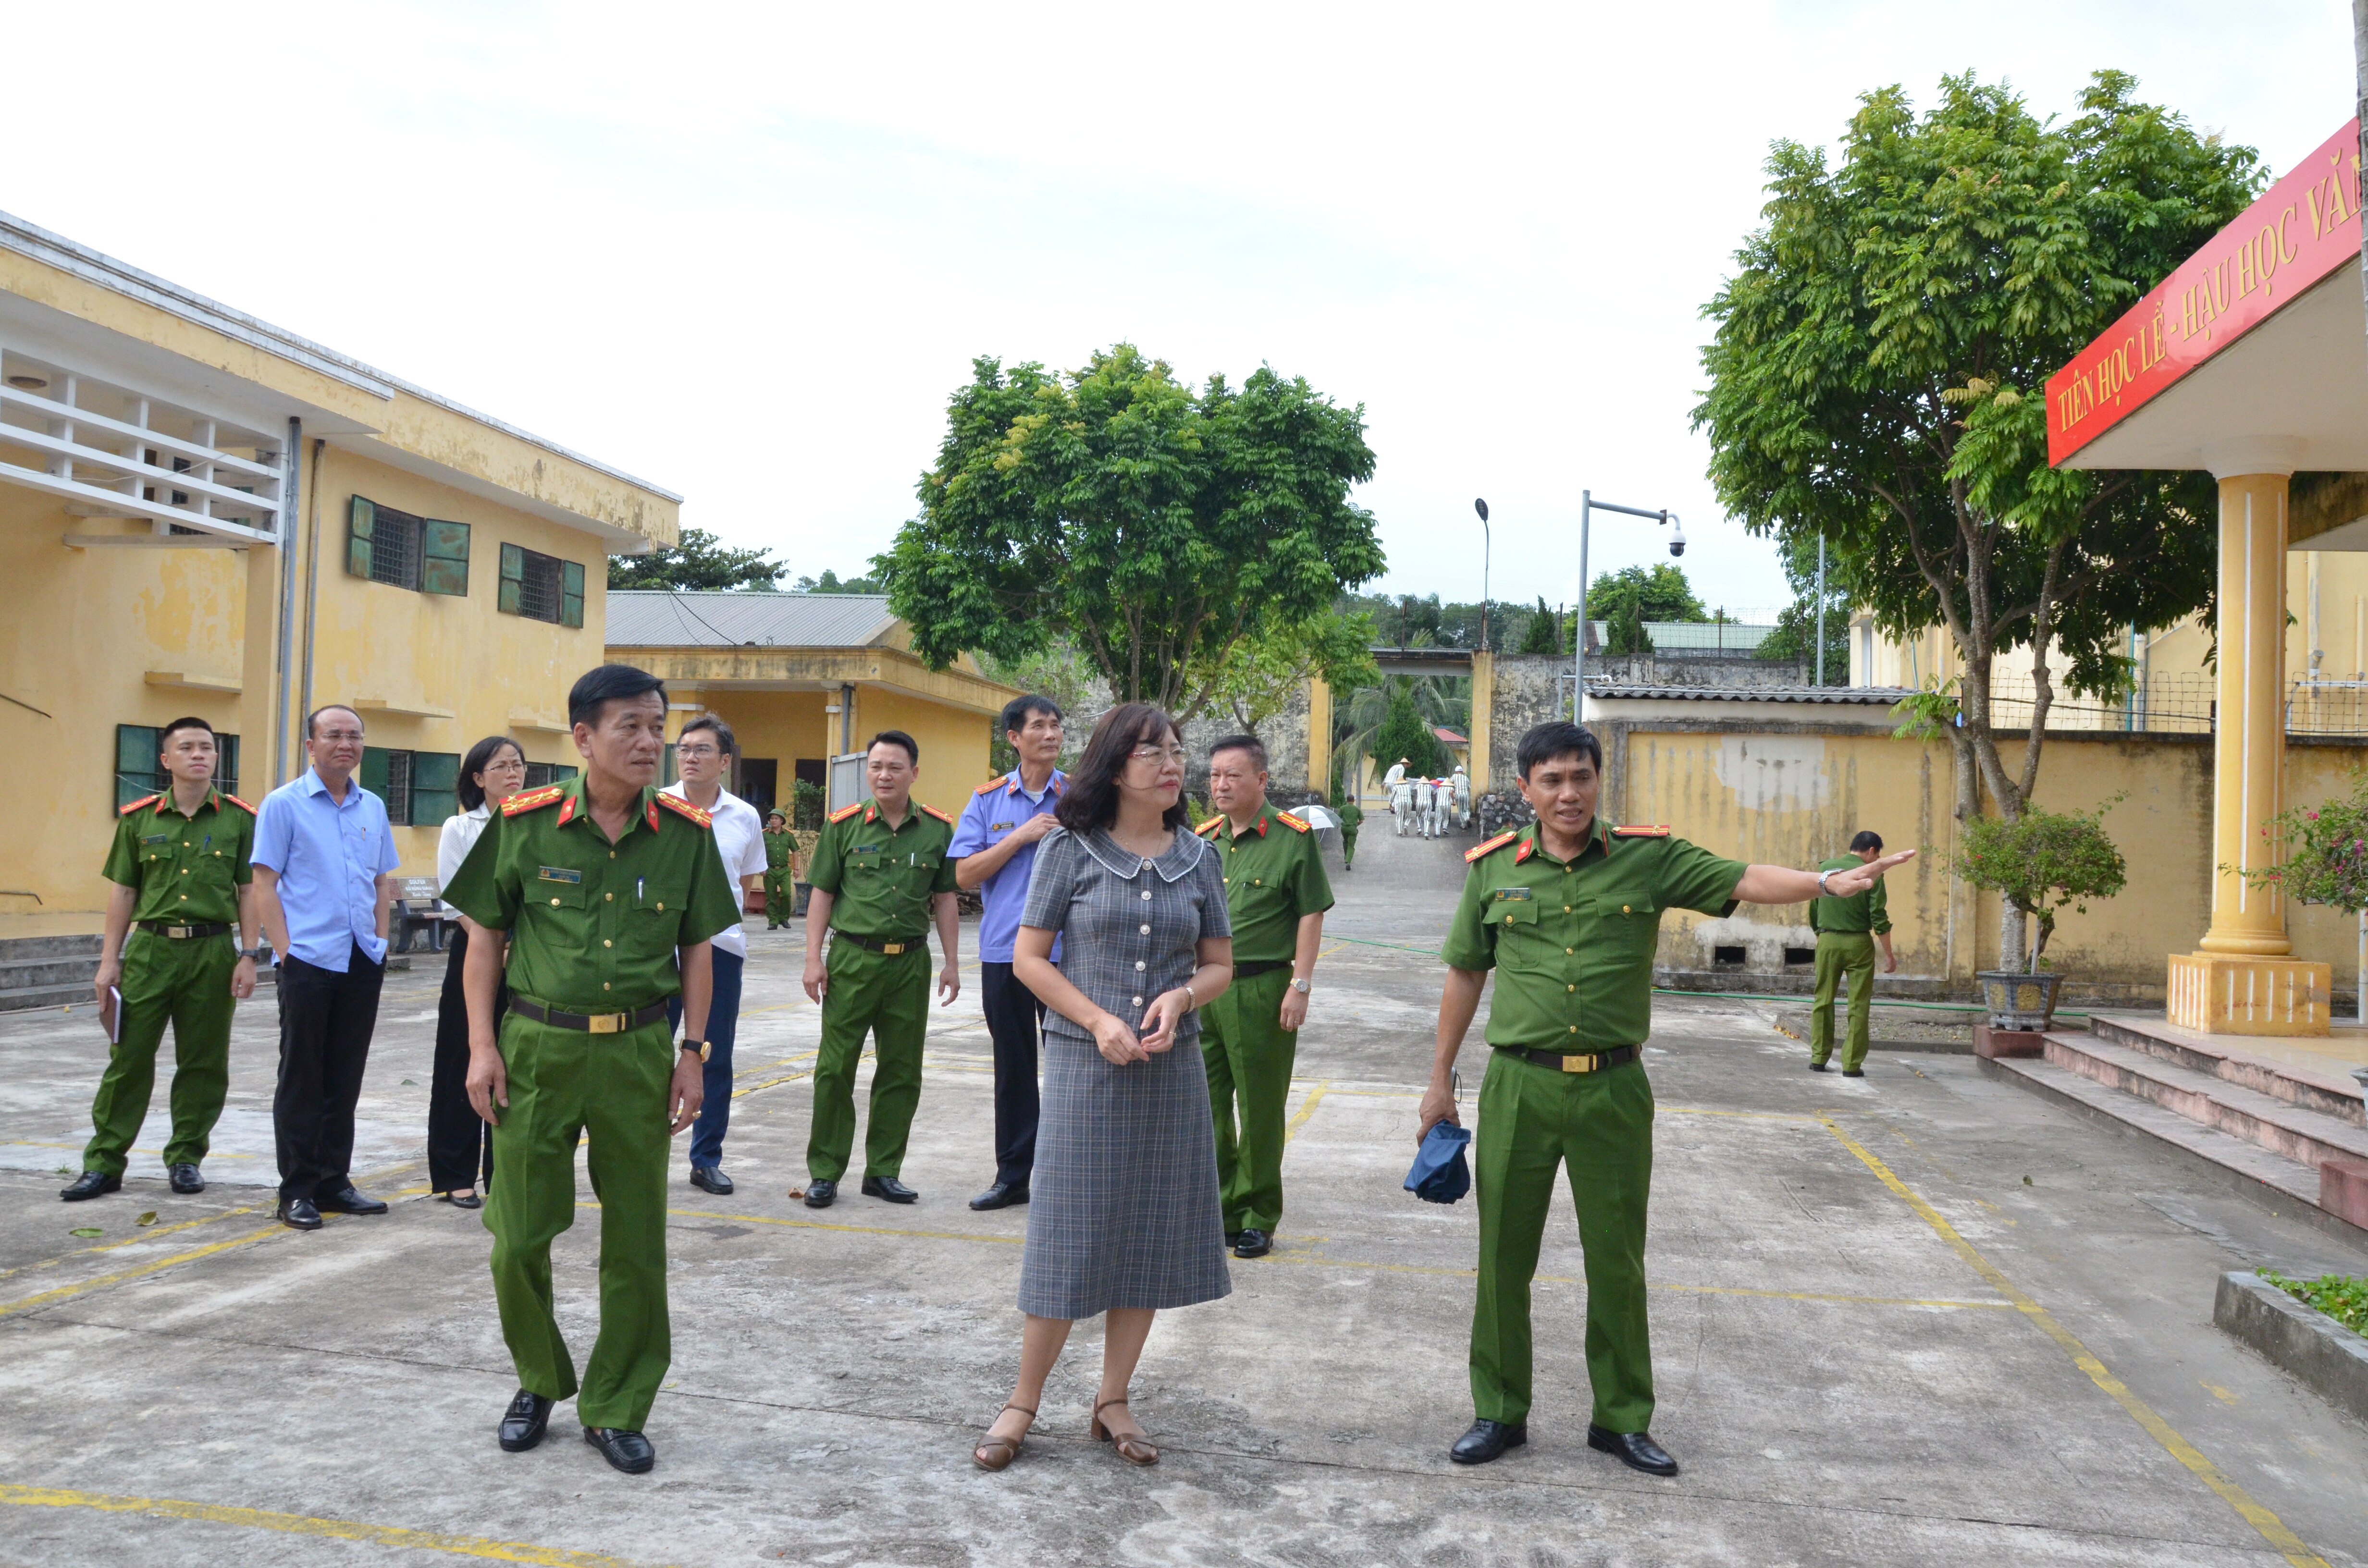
[1404,1120,1472,1205]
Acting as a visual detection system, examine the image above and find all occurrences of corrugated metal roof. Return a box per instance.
[1588,684,1914,704]
[605,591,899,649]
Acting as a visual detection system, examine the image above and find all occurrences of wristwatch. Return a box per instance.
[1815,870,1835,896]
[679,1039,712,1062]
[1290,978,1311,995]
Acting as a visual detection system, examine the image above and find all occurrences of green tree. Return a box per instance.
[877,343,1384,715]
[1372,682,1449,778]
[1192,609,1381,732]
[1581,564,1707,629]
[1515,597,1562,656]
[1752,534,1852,683]
[607,527,785,591]
[1954,799,2128,971]
[795,568,882,594]
[1696,71,2257,842]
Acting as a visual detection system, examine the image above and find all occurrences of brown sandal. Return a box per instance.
[1090,1397,1158,1466]
[973,1402,1037,1471]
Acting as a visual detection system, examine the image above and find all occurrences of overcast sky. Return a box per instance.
[5,2,2354,618]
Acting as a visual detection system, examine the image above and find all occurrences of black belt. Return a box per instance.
[1500,1043,1641,1075]
[507,995,672,1034]
[1233,959,1291,979]
[136,920,230,939]
[832,930,926,956]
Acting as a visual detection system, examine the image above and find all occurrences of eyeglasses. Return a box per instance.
[676,744,721,760]
[1127,746,1187,765]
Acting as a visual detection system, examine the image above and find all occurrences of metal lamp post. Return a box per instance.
[1575,489,1686,723]
[1474,498,1491,651]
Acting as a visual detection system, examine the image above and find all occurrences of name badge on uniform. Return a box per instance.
[537,866,582,884]
[852,844,881,856]
[142,833,170,845]
[990,822,1015,832]
[1492,887,1532,902]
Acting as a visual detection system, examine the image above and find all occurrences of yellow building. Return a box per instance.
[0,211,680,941]
[603,591,1016,821]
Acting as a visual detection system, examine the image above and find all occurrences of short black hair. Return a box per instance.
[570,665,666,729]
[306,704,362,739]
[868,730,919,766]
[1515,722,1603,780]
[1209,734,1267,772]
[457,735,525,812]
[1849,830,1884,853]
[1001,694,1062,736]
[680,714,737,758]
[158,716,215,747]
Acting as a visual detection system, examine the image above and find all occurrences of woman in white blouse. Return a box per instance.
[430,737,528,1208]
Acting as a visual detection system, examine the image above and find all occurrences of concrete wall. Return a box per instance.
[1594,652,1809,688]
[1481,656,1570,795]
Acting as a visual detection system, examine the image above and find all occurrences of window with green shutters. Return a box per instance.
[347,496,469,595]
[499,542,584,627]
[361,747,460,826]
[522,761,579,789]
[114,725,238,808]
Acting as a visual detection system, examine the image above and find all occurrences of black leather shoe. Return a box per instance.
[968,1181,1029,1211]
[277,1197,323,1231]
[168,1164,205,1194]
[862,1175,918,1204]
[60,1171,121,1202]
[584,1426,655,1474]
[1223,1230,1245,1249]
[1588,1424,1678,1476]
[689,1166,735,1196]
[498,1389,554,1452]
[1233,1228,1272,1259]
[1449,1418,1526,1465]
[316,1186,388,1215]
[1808,1060,1829,1073]
[1842,1068,1865,1078]
[803,1179,837,1209]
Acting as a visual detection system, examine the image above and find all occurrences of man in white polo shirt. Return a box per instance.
[663,716,767,1196]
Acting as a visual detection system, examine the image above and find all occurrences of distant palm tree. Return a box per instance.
[1333,674,1470,793]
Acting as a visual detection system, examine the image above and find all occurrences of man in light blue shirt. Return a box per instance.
[252,704,401,1231]
[949,696,1065,1213]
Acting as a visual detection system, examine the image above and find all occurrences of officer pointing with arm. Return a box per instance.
[1420,722,1912,1478]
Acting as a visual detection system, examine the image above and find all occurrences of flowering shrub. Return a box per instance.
[2245,777,2368,914]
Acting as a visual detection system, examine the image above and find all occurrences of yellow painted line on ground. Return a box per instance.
[730,1071,812,1101]
[0,1204,268,1283]
[734,1051,817,1079]
[0,1482,663,1567]
[1818,1114,2330,1568]
[643,1204,1023,1247]
[1266,1250,2008,1309]
[1663,1106,1821,1122]
[0,1222,285,1320]
[1282,1080,1332,1147]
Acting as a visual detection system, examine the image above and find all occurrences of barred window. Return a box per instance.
[523,762,578,790]
[362,747,460,826]
[500,543,585,627]
[347,496,469,595]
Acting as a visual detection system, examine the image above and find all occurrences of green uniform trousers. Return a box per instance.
[1201,967,1298,1234]
[807,942,927,1182]
[764,870,790,928]
[83,933,236,1177]
[484,1013,674,1431]
[1811,932,1877,1071]
[1470,1049,1656,1433]
[1339,827,1358,869]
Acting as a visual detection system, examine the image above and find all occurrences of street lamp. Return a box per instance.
[1575,489,1685,723]
[1474,498,1491,651]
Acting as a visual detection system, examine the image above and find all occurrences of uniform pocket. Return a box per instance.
[630,880,690,956]
[1596,894,1660,958]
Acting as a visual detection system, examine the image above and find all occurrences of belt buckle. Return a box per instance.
[881,942,905,956]
[166,926,192,939]
[1561,1053,1596,1074]
[587,1012,628,1034]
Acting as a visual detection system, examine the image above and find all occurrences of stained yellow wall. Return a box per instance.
[856,685,997,816]
[685,690,832,802]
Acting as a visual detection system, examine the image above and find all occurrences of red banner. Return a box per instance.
[2047,119,2362,466]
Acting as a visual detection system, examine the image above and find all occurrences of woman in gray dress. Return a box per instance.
[973,704,1233,1471]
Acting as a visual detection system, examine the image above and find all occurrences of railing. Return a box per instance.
[1984,674,2368,737]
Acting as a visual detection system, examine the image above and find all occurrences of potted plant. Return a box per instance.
[1956,799,2127,1031]
[2241,776,2368,1025]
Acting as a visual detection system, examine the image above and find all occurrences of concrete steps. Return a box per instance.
[0,935,99,1013]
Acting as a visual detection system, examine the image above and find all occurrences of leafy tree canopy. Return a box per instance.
[1695,70,2259,822]
[608,527,784,592]
[1193,609,1382,733]
[878,343,1384,716]
[795,568,881,594]
[1582,564,1708,628]
[1372,683,1451,779]
[1955,798,2127,971]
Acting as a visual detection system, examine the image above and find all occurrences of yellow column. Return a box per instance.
[1469,651,1494,796]
[2170,448,2328,1034]
[1306,675,1332,796]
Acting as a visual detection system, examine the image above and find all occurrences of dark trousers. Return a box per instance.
[428,922,503,1193]
[667,946,744,1170]
[273,943,384,1201]
[981,962,1044,1186]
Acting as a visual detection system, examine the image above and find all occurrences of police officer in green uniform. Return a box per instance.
[1809,830,1897,1077]
[65,716,261,1201]
[801,730,960,1208]
[1335,789,1362,870]
[1422,721,1911,1475]
[763,809,794,929]
[443,665,742,1476]
[1196,735,1332,1259]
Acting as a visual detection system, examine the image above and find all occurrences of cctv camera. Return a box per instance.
[1667,518,1687,558]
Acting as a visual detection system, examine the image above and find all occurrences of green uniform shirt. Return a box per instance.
[1442,819,1746,1051]
[764,828,795,870]
[1809,854,1890,935]
[1196,804,1334,965]
[102,787,256,924]
[807,797,958,942]
[441,775,742,1012]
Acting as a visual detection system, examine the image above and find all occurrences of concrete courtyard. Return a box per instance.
[0,821,2363,1567]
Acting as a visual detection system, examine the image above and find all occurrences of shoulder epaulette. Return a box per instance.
[1274,810,1310,833]
[222,793,258,816]
[500,785,566,817]
[1195,816,1224,837]
[1613,824,1670,838]
[118,794,159,817]
[828,801,864,824]
[1465,830,1517,863]
[975,777,1009,796]
[922,803,954,825]
[654,792,712,828]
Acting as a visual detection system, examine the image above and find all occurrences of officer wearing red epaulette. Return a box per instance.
[1422,721,1912,1477]
[800,730,961,1208]
[65,716,260,1201]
